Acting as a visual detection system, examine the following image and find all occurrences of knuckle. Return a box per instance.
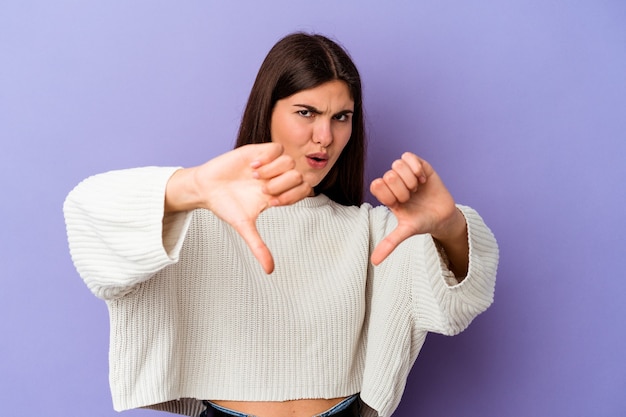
[392,159,404,170]
[293,171,304,183]
[383,171,396,182]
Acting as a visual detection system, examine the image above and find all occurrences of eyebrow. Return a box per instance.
[293,104,354,116]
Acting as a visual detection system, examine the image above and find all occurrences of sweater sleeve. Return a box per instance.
[413,204,499,335]
[63,167,193,300]
[361,205,498,417]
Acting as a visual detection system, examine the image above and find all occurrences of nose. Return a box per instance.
[313,120,333,149]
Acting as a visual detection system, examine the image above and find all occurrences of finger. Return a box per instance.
[401,152,429,183]
[253,154,296,180]
[263,169,306,196]
[233,219,275,274]
[382,170,412,203]
[370,226,412,266]
[370,178,398,207]
[249,143,285,169]
[268,181,312,206]
[391,158,419,192]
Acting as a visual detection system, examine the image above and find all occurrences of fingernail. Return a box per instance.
[252,171,260,179]
[250,160,261,168]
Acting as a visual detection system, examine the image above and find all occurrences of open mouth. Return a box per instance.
[306,153,329,168]
[306,152,328,162]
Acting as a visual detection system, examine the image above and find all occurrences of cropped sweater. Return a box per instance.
[63,167,499,417]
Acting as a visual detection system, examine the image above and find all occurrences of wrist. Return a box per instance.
[164,167,203,213]
[432,208,469,279]
[432,207,466,244]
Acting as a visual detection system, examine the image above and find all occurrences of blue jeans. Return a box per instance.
[200,394,360,417]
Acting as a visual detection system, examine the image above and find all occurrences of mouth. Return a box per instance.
[306,152,329,169]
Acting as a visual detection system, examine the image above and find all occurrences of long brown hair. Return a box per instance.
[235,33,366,206]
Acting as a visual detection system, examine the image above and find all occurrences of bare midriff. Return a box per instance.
[211,397,348,417]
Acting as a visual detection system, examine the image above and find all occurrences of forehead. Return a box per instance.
[285,80,354,108]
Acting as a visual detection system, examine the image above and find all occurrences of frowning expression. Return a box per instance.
[270,80,354,188]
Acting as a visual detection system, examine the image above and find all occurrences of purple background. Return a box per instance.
[1,1,625,416]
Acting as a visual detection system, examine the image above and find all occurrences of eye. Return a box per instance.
[297,109,313,117]
[333,113,351,122]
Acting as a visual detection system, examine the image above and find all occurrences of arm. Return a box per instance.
[64,143,310,299]
[431,208,469,279]
[63,166,192,300]
[370,152,469,280]
[163,143,311,273]
[417,205,498,334]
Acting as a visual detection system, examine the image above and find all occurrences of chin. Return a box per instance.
[304,174,323,189]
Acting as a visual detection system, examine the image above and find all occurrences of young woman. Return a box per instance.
[64,33,498,417]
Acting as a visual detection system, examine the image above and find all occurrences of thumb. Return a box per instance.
[233,219,275,274]
[370,225,412,266]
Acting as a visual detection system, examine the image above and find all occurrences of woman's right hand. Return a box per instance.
[165,143,311,274]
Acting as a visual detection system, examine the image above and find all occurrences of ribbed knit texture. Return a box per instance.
[63,167,499,417]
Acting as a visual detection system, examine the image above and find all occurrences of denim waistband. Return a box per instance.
[202,394,359,417]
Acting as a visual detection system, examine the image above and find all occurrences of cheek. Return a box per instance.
[271,118,306,147]
[336,127,352,151]
[329,133,352,167]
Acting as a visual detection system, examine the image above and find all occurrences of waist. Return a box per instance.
[205,395,360,417]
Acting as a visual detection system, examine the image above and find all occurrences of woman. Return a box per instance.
[64,33,498,417]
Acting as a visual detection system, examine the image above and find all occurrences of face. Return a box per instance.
[270,80,354,189]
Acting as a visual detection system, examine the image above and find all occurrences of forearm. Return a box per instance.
[413,205,498,335]
[432,207,469,280]
[64,167,187,299]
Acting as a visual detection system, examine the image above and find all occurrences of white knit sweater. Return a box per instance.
[63,167,498,417]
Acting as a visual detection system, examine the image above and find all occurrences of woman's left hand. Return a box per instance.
[370,152,469,276]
